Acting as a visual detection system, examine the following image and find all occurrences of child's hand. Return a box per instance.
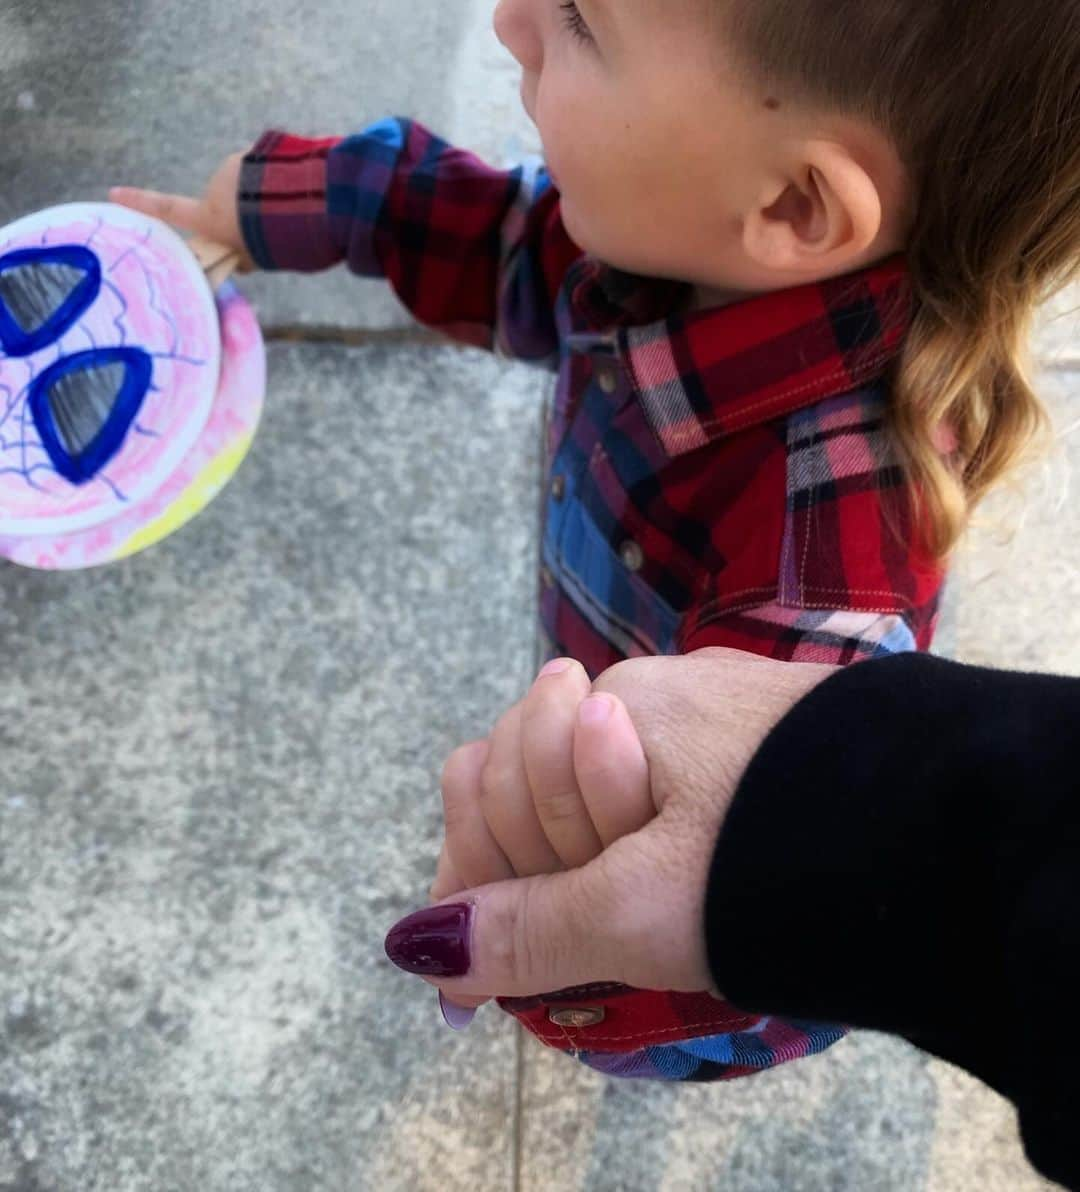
[430,658,654,1024]
[109,152,253,269]
[434,658,654,900]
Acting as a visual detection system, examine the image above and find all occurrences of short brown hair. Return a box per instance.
[723,0,1080,555]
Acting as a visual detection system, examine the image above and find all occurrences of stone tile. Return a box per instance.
[519,1033,939,1192]
[0,0,538,332]
[952,370,1080,673]
[518,1024,1061,1192]
[1033,284,1080,367]
[0,340,549,1191]
[925,1063,1059,1192]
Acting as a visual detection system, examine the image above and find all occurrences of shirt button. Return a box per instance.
[550,474,566,502]
[619,540,645,572]
[541,565,556,590]
[595,363,619,394]
[549,1007,606,1029]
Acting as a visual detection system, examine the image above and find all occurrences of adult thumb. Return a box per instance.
[384,831,708,999]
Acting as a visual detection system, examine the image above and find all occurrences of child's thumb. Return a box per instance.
[384,859,636,1000]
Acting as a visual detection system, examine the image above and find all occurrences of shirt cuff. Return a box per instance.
[238,129,344,272]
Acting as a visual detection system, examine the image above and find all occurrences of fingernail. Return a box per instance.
[385,903,472,977]
[439,991,477,1031]
[539,658,572,678]
[580,695,613,725]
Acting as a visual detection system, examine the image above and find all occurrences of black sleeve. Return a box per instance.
[705,653,1080,1190]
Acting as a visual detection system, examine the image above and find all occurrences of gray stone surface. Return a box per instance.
[0,0,538,332]
[1,0,1079,1188]
[1033,285,1080,366]
[0,340,548,1191]
[952,369,1080,673]
[520,1033,939,1192]
[518,1023,1060,1192]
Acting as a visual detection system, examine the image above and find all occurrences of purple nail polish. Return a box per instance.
[385,903,472,977]
[439,991,477,1032]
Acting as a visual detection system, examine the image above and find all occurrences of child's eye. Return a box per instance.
[559,0,594,44]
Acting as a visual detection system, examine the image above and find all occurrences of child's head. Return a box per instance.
[495,0,1080,555]
[494,0,908,293]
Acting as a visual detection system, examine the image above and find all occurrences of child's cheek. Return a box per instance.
[536,90,619,251]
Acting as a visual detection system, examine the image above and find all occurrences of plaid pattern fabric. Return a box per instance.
[240,119,945,1082]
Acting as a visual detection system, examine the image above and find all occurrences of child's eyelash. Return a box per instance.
[560,0,594,44]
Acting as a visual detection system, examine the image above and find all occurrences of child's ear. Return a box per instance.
[741,141,884,280]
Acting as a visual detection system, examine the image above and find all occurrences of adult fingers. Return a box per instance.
[574,692,655,845]
[427,847,490,1025]
[520,659,602,867]
[441,738,515,892]
[385,823,712,999]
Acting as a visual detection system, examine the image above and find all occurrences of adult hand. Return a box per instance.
[428,654,654,1021]
[386,648,835,1001]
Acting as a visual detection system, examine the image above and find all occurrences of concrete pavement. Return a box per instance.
[0,2,1076,1189]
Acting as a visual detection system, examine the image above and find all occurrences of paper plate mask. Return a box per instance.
[0,202,264,569]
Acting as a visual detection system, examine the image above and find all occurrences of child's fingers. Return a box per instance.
[441,739,516,891]
[574,693,655,846]
[108,187,207,235]
[429,842,464,904]
[478,703,564,877]
[520,659,604,868]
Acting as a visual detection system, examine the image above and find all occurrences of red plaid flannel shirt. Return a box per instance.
[240,119,944,1079]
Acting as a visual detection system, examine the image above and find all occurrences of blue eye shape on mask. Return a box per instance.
[0,244,102,358]
[27,346,154,484]
[0,244,153,486]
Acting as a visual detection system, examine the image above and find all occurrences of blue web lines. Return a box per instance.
[0,229,208,501]
[0,227,215,503]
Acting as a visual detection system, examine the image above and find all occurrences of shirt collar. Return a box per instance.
[569,255,912,457]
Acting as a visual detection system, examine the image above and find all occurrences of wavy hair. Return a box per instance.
[723,0,1080,555]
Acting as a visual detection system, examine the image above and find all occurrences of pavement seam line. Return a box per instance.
[512,1028,525,1192]
[261,324,446,348]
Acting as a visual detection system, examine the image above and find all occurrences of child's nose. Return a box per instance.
[493,0,542,73]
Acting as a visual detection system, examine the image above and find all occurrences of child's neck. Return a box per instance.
[686,283,750,313]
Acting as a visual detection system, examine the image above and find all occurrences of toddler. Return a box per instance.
[114,0,1080,1081]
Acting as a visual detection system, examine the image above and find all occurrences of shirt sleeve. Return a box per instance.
[677,602,918,663]
[237,119,582,365]
[705,653,1080,1191]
